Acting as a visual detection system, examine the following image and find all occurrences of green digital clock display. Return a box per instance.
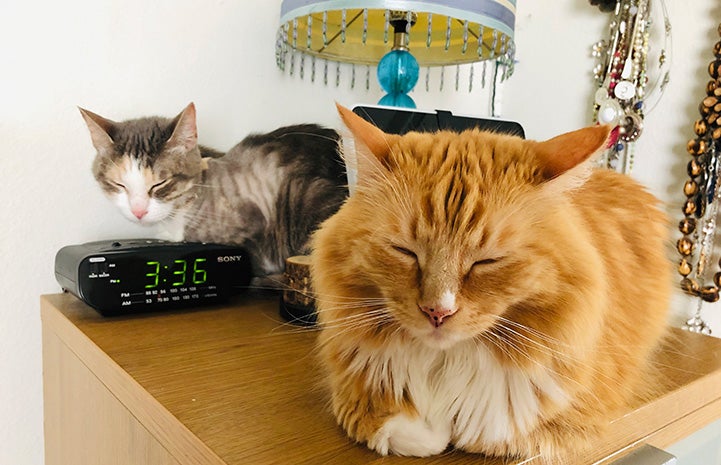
[144,258,208,289]
[55,239,254,316]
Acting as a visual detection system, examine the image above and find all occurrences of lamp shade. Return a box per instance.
[276,1,516,69]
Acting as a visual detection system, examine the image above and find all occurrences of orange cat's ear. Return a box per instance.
[166,102,198,153]
[78,107,116,156]
[336,103,400,179]
[534,125,615,180]
[336,104,399,159]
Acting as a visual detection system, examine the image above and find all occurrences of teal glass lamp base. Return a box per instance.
[378,93,416,108]
[377,49,419,109]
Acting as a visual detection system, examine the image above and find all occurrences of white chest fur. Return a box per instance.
[352,338,569,455]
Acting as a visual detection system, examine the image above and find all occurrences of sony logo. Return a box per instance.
[217,255,244,263]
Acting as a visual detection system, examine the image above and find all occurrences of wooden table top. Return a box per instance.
[41,293,721,465]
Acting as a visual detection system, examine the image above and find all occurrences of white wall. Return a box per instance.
[1,1,719,463]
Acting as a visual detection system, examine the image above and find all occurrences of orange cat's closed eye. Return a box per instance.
[391,245,417,259]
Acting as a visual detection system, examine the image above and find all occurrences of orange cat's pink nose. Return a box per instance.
[419,305,457,328]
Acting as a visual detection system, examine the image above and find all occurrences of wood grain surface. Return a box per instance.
[41,293,721,465]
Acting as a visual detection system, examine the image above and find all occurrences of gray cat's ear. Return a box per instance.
[166,102,198,153]
[78,107,115,155]
[336,103,400,180]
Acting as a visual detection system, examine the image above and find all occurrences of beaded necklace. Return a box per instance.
[677,24,721,335]
[590,0,671,173]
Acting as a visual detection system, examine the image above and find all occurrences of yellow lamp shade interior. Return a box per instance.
[278,1,516,67]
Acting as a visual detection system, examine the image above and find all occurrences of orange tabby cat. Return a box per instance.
[310,104,672,460]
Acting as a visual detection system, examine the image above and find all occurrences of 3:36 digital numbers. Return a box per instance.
[144,259,208,289]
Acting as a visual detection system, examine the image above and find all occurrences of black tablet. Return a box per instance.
[351,105,524,138]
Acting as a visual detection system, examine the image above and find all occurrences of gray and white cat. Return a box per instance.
[79,103,348,282]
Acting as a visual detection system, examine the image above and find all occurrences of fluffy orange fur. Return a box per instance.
[310,105,672,461]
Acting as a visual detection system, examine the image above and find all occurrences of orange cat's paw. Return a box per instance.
[368,414,450,457]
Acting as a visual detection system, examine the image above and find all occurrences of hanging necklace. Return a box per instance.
[676,23,721,335]
[589,0,671,173]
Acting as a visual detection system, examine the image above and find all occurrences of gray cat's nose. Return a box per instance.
[419,305,457,327]
[132,207,148,219]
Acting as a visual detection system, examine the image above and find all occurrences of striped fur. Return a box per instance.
[80,103,347,278]
[310,105,672,461]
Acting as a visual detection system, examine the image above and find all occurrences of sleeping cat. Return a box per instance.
[80,103,347,282]
[311,104,672,460]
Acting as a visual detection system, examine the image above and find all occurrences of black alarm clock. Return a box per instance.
[55,239,253,316]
